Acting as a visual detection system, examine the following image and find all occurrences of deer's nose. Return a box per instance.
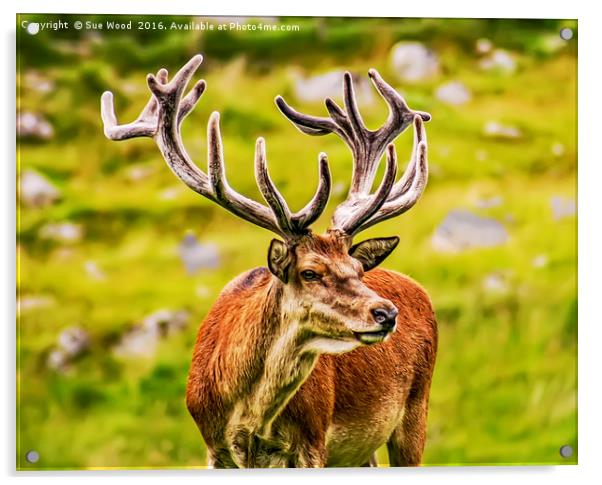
[371,307,398,331]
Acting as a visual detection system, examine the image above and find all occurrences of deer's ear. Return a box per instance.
[268,239,293,283]
[349,236,400,272]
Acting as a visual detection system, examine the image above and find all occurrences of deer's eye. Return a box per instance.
[300,270,320,281]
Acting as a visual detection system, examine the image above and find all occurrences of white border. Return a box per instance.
[3,1,601,484]
[4,0,584,18]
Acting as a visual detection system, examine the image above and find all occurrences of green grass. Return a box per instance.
[17,16,577,469]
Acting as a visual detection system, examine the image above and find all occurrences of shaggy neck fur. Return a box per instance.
[224,278,320,466]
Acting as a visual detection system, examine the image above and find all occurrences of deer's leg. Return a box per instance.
[386,388,429,467]
[207,448,239,469]
[387,324,436,468]
[360,453,378,467]
[288,448,327,468]
[286,439,327,468]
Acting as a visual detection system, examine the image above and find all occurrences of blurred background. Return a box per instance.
[16,15,577,469]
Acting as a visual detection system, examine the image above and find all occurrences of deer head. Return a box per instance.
[101,55,430,352]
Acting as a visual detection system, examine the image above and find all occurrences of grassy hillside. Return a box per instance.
[17,16,577,468]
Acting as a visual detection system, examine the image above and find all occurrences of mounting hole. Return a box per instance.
[560,28,574,41]
[559,444,573,458]
[26,22,40,35]
[25,450,40,464]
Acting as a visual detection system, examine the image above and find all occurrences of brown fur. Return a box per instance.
[186,233,437,468]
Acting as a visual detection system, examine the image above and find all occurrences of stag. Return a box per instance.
[101,55,437,468]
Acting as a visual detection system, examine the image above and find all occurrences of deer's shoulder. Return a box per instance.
[220,267,273,297]
[364,268,432,308]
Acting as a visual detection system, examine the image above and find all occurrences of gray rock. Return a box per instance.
[18,295,55,313]
[483,121,522,140]
[550,196,576,221]
[195,285,211,299]
[475,38,493,55]
[17,111,54,140]
[58,327,90,357]
[113,326,158,358]
[482,272,509,294]
[47,326,90,371]
[475,196,503,209]
[39,222,83,244]
[435,81,471,105]
[84,260,106,281]
[292,70,374,105]
[126,163,157,182]
[532,254,549,268]
[158,186,182,201]
[142,309,190,336]
[551,142,566,158]
[114,309,190,358]
[479,49,517,74]
[20,170,61,208]
[179,232,220,274]
[47,349,69,371]
[432,209,509,253]
[24,71,54,93]
[390,42,439,82]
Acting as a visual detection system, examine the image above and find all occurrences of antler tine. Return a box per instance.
[291,153,332,230]
[324,98,353,144]
[101,55,206,140]
[145,56,216,201]
[354,115,429,232]
[275,95,340,136]
[332,145,398,235]
[101,91,156,140]
[255,139,332,234]
[254,137,295,235]
[207,113,286,236]
[387,115,425,200]
[101,68,166,140]
[102,54,335,241]
[207,113,332,238]
[274,69,430,237]
[367,69,430,148]
[146,54,204,100]
[102,56,282,238]
[178,78,206,126]
[342,72,368,140]
[146,56,207,132]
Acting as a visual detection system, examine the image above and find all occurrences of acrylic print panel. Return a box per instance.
[16,14,577,469]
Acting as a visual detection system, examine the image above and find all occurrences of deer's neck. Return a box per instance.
[226,279,318,440]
